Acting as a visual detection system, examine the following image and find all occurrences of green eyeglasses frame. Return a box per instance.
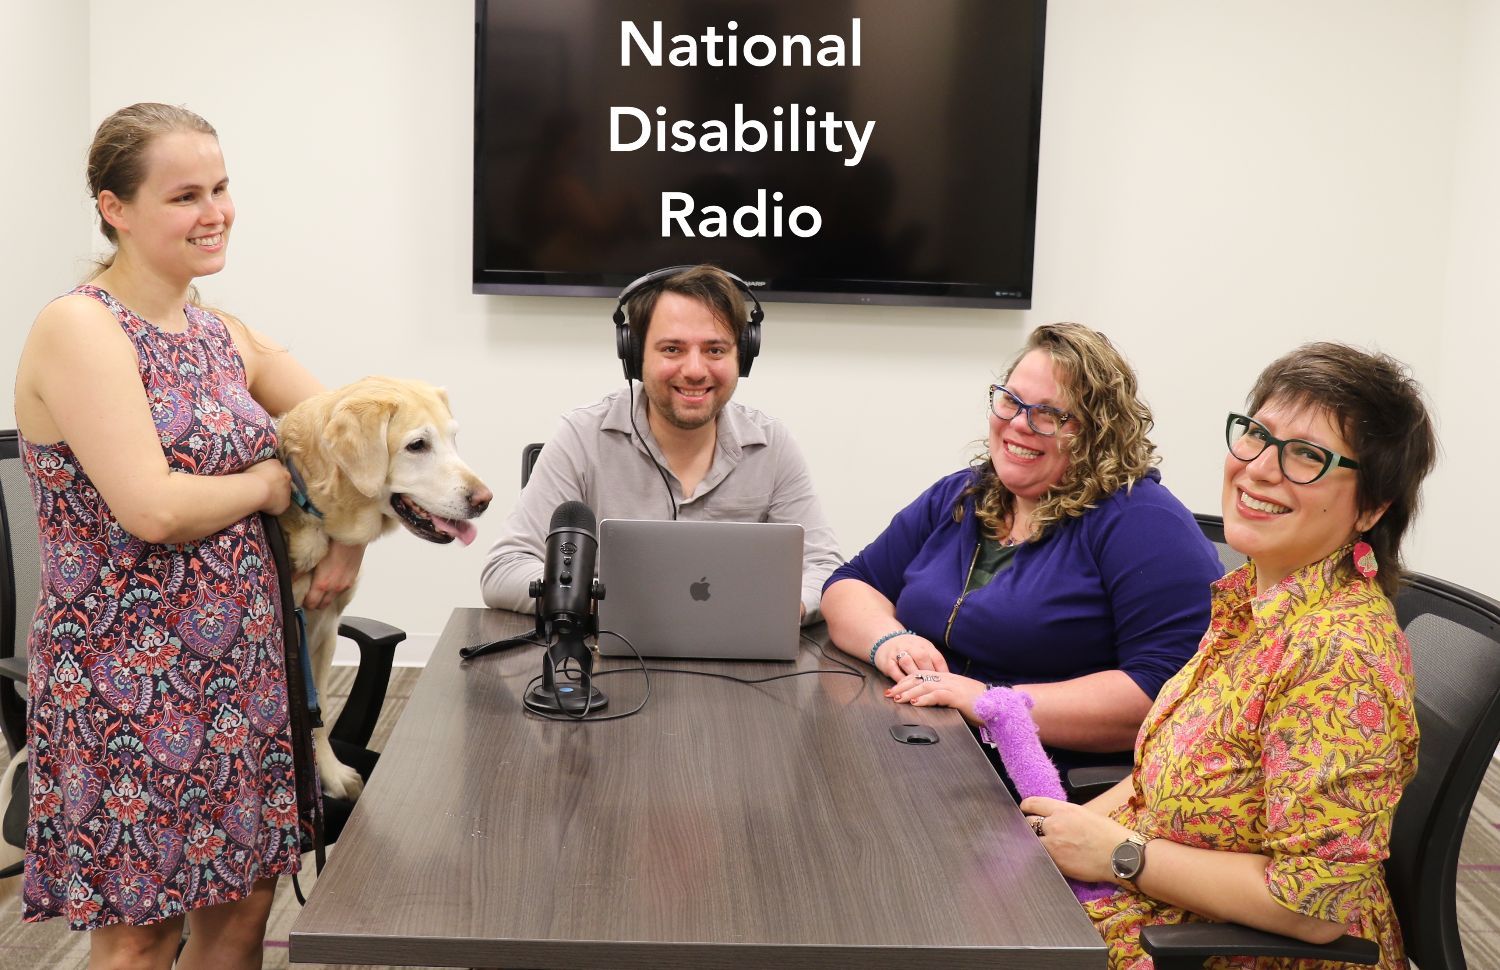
[1225,412,1361,485]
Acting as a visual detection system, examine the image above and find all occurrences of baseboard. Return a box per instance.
[332,631,437,668]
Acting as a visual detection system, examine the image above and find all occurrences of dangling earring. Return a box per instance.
[1353,534,1378,580]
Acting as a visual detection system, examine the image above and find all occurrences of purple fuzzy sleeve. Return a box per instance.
[974,687,1067,802]
[974,687,1116,904]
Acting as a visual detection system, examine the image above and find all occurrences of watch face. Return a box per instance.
[1111,840,1144,880]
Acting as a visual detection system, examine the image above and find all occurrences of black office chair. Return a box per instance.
[0,433,35,758]
[0,428,404,873]
[1141,570,1500,969]
[1192,512,1247,575]
[1,430,37,879]
[521,441,544,487]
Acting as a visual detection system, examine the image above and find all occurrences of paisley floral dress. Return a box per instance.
[1084,547,1416,969]
[21,285,301,929]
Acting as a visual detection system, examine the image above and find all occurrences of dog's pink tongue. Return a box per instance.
[434,517,478,546]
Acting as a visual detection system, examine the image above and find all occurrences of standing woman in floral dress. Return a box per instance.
[12,103,361,970]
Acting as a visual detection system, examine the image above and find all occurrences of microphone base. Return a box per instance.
[523,682,608,716]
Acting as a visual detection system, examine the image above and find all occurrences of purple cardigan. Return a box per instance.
[825,467,1221,717]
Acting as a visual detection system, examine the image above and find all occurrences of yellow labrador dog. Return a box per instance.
[278,376,491,801]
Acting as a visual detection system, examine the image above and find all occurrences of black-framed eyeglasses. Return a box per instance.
[990,384,1073,436]
[1225,413,1361,485]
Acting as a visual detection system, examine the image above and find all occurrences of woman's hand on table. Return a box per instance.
[887,669,988,725]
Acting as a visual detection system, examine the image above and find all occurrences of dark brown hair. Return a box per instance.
[1246,342,1438,598]
[960,322,1159,541]
[624,264,749,347]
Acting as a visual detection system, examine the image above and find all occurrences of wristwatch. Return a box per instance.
[1110,833,1150,887]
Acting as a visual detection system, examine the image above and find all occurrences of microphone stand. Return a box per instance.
[525,629,607,716]
[523,582,608,715]
[461,574,607,716]
[522,575,603,719]
[459,610,548,661]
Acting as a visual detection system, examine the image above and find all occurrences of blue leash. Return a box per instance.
[283,456,324,724]
[284,456,324,519]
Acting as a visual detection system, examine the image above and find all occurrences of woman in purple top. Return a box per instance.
[822,323,1222,769]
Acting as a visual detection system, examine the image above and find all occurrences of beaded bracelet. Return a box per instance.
[868,629,916,666]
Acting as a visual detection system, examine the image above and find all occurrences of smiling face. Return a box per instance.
[101,130,234,283]
[989,349,1074,501]
[1222,397,1382,592]
[640,291,739,433]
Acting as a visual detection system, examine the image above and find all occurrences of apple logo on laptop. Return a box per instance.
[690,576,711,601]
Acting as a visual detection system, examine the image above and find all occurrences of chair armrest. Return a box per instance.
[4,758,28,848]
[338,615,405,647]
[0,656,25,683]
[1139,922,1379,968]
[329,616,406,749]
[1064,764,1130,803]
[0,656,26,755]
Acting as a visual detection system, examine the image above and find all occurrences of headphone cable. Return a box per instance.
[627,378,679,520]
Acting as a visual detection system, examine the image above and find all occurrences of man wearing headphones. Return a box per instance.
[480,264,842,622]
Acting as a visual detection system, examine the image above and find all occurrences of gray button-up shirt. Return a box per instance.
[481,387,843,622]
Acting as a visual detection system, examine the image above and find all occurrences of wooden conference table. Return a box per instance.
[289,608,1106,968]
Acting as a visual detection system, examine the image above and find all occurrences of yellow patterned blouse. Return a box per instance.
[1085,546,1417,969]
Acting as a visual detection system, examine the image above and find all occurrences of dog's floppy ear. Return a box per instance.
[324,394,399,498]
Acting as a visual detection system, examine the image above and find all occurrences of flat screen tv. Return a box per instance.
[473,0,1046,308]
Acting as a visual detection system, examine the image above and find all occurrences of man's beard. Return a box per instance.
[645,382,725,431]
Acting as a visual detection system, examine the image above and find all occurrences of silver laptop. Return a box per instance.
[596,519,803,660]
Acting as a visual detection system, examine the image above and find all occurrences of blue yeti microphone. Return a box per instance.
[524,501,607,715]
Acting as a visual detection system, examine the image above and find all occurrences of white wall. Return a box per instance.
[7,1,1496,661]
[1427,0,1500,581]
[1,0,91,422]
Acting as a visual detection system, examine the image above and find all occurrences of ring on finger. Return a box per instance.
[918,672,940,683]
[895,650,910,661]
[1029,816,1045,837]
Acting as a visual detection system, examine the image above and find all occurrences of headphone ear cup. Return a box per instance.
[615,319,640,382]
[735,280,763,378]
[738,320,760,378]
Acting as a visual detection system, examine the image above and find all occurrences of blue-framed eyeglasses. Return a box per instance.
[990,384,1073,436]
[1225,413,1361,485]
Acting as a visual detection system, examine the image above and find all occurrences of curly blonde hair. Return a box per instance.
[959,323,1159,541]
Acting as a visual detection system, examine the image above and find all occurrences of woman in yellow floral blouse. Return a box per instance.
[1021,342,1437,969]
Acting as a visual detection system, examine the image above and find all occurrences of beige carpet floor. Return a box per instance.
[3,665,1500,969]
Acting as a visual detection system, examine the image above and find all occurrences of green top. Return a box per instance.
[966,534,1021,593]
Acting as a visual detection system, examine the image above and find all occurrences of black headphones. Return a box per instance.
[612,265,764,382]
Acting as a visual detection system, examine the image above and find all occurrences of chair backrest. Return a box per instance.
[1187,513,1495,967]
[0,429,39,755]
[521,441,544,488]
[1192,512,1247,575]
[1384,572,1500,970]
